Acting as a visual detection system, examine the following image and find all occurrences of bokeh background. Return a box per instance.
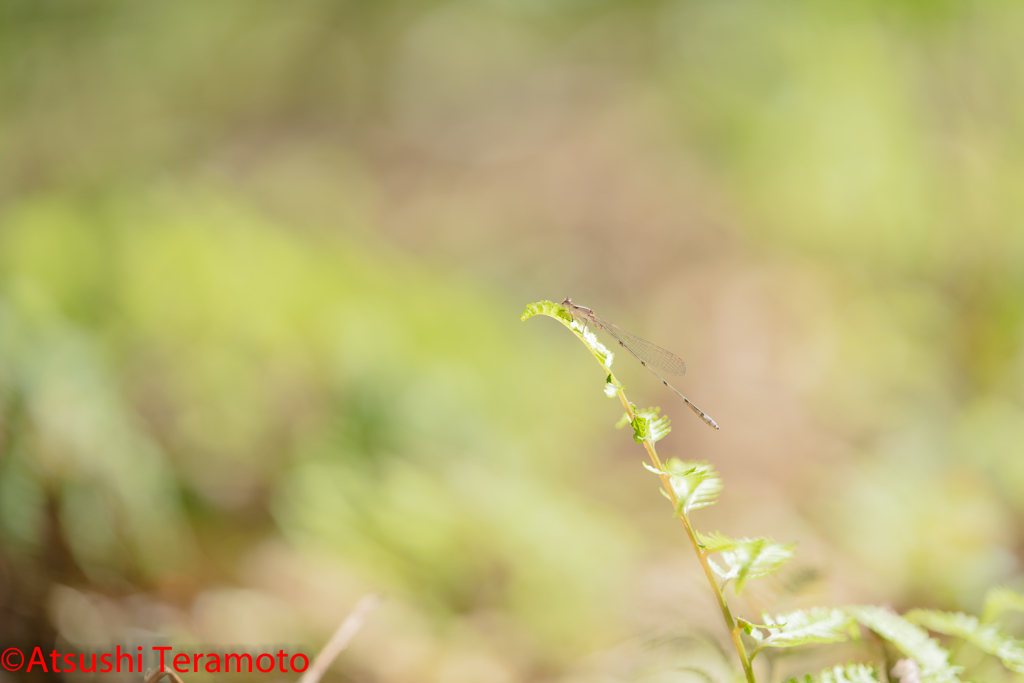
[2,1,1024,682]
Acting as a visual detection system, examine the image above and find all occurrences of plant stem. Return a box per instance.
[615,390,756,683]
[522,305,755,683]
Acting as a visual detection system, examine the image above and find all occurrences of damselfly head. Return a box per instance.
[561,298,580,321]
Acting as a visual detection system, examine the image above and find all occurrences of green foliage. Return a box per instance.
[785,664,881,683]
[521,300,615,373]
[642,459,723,515]
[527,296,1024,683]
[905,609,1024,674]
[628,406,671,444]
[751,608,859,654]
[846,606,962,683]
[696,530,740,553]
[666,460,721,514]
[982,586,1024,623]
[630,415,648,442]
[521,300,573,325]
[708,536,795,594]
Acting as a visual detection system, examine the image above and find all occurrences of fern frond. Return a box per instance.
[820,664,880,683]
[905,609,1024,674]
[982,586,1024,623]
[521,300,573,324]
[754,608,858,654]
[846,606,962,683]
[696,530,740,553]
[629,406,670,444]
[785,663,881,683]
[661,459,723,515]
[521,300,614,372]
[709,537,795,594]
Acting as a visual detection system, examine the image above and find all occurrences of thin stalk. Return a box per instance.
[613,387,756,683]
[521,304,755,683]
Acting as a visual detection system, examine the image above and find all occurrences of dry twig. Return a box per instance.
[297,594,380,683]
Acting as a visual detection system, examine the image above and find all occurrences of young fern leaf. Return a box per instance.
[642,460,722,513]
[823,664,881,683]
[846,606,962,683]
[905,610,1024,674]
[696,530,740,553]
[751,608,859,657]
[521,299,573,324]
[662,460,722,515]
[628,406,670,444]
[708,537,795,594]
[786,663,882,683]
[521,300,615,373]
[982,586,1024,623]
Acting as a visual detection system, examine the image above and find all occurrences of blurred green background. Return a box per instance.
[2,1,1024,681]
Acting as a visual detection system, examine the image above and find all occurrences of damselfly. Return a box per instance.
[562,298,719,430]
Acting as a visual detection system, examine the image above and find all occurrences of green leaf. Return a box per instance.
[695,530,740,553]
[663,460,722,515]
[630,413,649,442]
[520,300,573,324]
[709,536,795,594]
[846,606,962,683]
[629,406,670,444]
[905,609,1024,674]
[739,617,764,642]
[785,664,881,683]
[522,300,615,373]
[982,586,1024,623]
[754,608,859,654]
